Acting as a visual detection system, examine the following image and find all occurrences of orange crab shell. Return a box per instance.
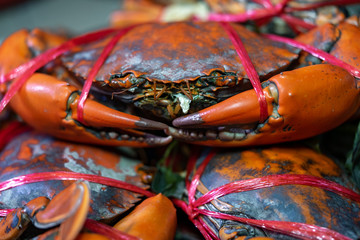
[0,131,150,222]
[194,145,360,238]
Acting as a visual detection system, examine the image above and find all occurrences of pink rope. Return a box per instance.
[220,22,268,123]
[0,172,155,238]
[204,0,358,24]
[284,0,360,12]
[0,28,119,114]
[177,148,360,239]
[264,34,360,79]
[197,209,352,240]
[84,219,140,240]
[202,0,358,37]
[205,0,290,22]
[0,209,13,216]
[77,25,138,124]
[0,171,155,198]
[194,174,360,208]
[207,2,284,22]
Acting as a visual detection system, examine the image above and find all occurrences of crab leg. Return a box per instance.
[0,196,50,239]
[34,181,90,239]
[71,92,168,130]
[0,181,89,240]
[172,64,360,146]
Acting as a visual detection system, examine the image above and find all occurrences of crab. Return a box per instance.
[0,123,177,240]
[177,144,360,239]
[0,181,90,240]
[110,0,359,35]
[0,129,151,222]
[0,20,359,147]
[0,179,177,240]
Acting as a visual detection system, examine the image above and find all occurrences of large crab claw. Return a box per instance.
[0,29,172,147]
[171,64,360,146]
[0,181,89,240]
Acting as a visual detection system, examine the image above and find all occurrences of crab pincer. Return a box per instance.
[0,181,90,240]
[171,21,360,147]
[172,64,360,146]
[0,29,171,147]
[9,71,171,147]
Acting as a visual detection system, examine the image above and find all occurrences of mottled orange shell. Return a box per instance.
[196,145,360,238]
[62,22,299,84]
[0,131,148,222]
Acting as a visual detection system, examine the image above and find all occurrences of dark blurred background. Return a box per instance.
[0,0,121,42]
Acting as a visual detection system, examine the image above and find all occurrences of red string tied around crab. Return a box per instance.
[220,22,269,123]
[0,171,155,239]
[0,125,151,240]
[0,27,123,114]
[264,33,360,79]
[203,0,360,34]
[173,148,360,240]
[0,24,139,126]
[76,25,137,124]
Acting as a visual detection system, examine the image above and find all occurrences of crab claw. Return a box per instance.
[9,73,171,147]
[0,196,49,240]
[0,29,171,147]
[33,181,90,239]
[171,64,360,146]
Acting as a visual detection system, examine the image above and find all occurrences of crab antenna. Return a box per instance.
[153,80,157,100]
[185,80,193,100]
[155,84,167,99]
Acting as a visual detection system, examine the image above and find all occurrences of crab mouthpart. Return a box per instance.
[166,126,255,142]
[74,122,173,146]
[98,128,173,146]
[68,92,172,146]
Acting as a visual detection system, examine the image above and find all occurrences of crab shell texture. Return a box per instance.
[0,131,149,222]
[59,21,301,146]
[62,21,298,122]
[194,145,360,239]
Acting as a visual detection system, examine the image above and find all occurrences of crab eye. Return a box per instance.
[206,72,238,87]
[108,74,144,89]
[219,76,237,87]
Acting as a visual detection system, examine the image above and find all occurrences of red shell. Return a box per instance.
[62,22,299,84]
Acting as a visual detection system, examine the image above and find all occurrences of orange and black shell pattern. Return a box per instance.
[194,145,360,239]
[0,131,149,222]
[60,22,299,121]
